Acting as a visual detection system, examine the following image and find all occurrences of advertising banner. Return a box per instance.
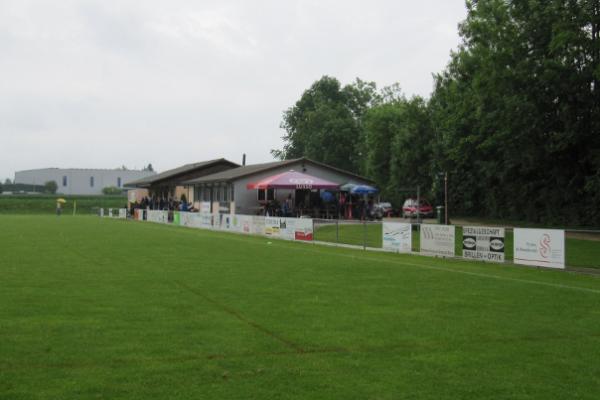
[118,209,127,219]
[514,228,565,269]
[219,214,241,233]
[252,216,265,235]
[147,210,168,224]
[462,226,505,262]
[382,222,412,253]
[420,224,455,257]
[263,217,311,240]
[237,215,254,234]
[265,217,286,239]
[200,202,211,214]
[196,213,213,229]
[293,218,314,241]
[179,212,192,227]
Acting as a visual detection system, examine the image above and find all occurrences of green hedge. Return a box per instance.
[0,195,127,215]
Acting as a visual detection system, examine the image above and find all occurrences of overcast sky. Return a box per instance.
[0,0,467,180]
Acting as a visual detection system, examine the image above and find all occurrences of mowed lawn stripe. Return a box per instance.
[1,215,600,399]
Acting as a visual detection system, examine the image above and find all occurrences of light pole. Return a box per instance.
[436,172,448,225]
[444,172,448,225]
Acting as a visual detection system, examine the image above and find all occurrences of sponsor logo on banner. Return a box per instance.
[420,224,455,257]
[382,223,412,253]
[293,218,314,241]
[514,228,565,269]
[462,226,505,263]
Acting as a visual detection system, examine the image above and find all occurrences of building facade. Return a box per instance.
[124,158,239,203]
[14,168,156,195]
[184,158,375,215]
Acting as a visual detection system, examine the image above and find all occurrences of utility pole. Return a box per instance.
[416,185,420,225]
[444,172,448,225]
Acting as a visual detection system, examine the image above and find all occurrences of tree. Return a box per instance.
[272,76,378,174]
[0,181,3,194]
[4,178,11,185]
[44,181,58,194]
[428,0,600,224]
[144,163,154,172]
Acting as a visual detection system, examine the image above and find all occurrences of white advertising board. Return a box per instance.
[462,226,505,263]
[265,217,289,239]
[420,224,455,257]
[200,202,211,214]
[252,216,265,235]
[293,218,314,241]
[237,215,254,234]
[147,210,168,224]
[179,212,200,228]
[514,228,565,269]
[264,217,313,241]
[107,208,126,218]
[196,213,213,229]
[382,223,412,253]
[219,214,241,233]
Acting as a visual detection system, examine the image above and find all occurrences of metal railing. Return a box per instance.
[312,219,600,270]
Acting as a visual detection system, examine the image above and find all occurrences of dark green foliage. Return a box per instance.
[1,183,46,193]
[363,96,434,205]
[273,76,378,173]
[102,186,124,195]
[0,195,126,214]
[44,180,57,194]
[430,0,600,225]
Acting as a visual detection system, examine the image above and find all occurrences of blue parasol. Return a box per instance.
[350,185,378,195]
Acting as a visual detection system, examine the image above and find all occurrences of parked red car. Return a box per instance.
[402,198,434,218]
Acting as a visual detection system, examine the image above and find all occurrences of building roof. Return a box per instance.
[15,167,155,173]
[125,158,239,187]
[183,157,373,185]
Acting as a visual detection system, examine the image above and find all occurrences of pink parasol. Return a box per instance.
[246,170,339,190]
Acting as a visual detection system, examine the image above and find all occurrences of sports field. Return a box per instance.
[2,215,600,399]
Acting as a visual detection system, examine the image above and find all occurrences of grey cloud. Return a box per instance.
[0,0,467,179]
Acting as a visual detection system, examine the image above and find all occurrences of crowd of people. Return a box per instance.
[129,195,194,215]
[128,192,380,220]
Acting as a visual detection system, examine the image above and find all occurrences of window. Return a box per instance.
[230,185,235,202]
[117,177,122,187]
[90,176,94,187]
[223,185,228,202]
[62,176,67,187]
[258,188,274,201]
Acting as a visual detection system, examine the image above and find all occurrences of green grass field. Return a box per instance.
[2,215,600,399]
[0,195,126,215]
[314,222,600,269]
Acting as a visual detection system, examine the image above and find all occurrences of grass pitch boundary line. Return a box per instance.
[174,281,305,353]
[292,244,600,295]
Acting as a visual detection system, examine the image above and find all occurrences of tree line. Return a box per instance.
[272,0,600,226]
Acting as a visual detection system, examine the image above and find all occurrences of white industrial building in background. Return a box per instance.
[14,168,156,195]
